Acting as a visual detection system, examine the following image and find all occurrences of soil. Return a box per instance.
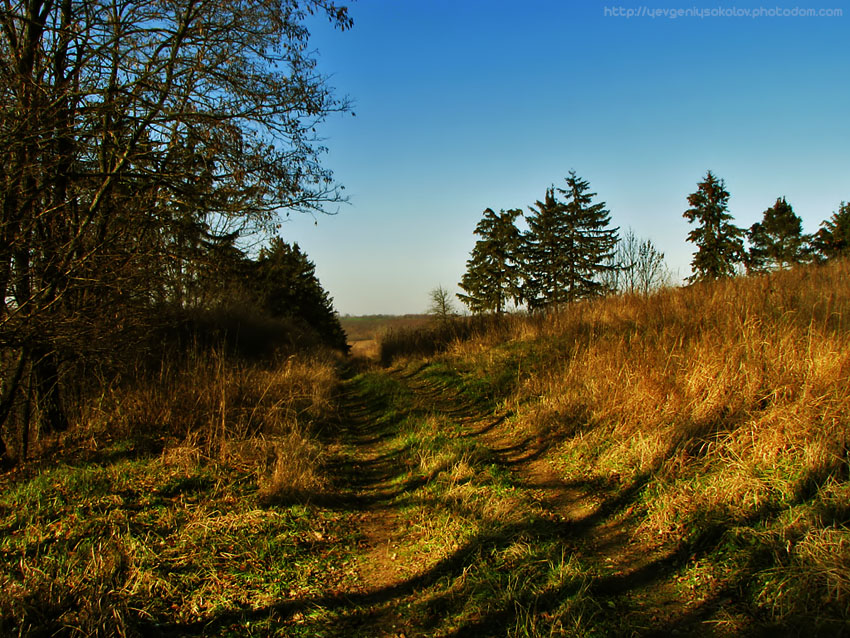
[326,363,714,637]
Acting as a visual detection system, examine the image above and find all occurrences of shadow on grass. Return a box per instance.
[141,516,587,637]
[123,368,609,636]
[138,509,754,638]
[133,363,846,638]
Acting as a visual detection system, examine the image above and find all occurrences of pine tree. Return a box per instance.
[813,202,850,260]
[522,173,618,309]
[557,172,619,298]
[252,239,348,351]
[522,187,569,310]
[457,208,523,314]
[747,197,809,271]
[683,171,745,282]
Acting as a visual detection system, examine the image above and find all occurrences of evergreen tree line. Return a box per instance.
[458,170,850,314]
[684,170,849,281]
[181,236,348,355]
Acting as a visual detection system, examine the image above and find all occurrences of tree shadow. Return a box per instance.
[459,412,511,438]
[137,514,582,636]
[133,362,848,638]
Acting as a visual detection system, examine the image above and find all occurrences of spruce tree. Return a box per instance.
[522,187,570,310]
[523,172,618,309]
[747,197,809,271]
[683,171,745,282]
[557,172,619,299]
[252,239,348,351]
[813,202,850,260]
[457,208,523,314]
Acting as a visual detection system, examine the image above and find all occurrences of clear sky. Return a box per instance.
[282,0,849,316]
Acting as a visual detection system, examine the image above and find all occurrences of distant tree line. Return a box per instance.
[0,0,352,464]
[458,169,849,314]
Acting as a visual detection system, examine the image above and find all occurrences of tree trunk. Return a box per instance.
[19,372,33,461]
[32,347,69,434]
[0,349,27,464]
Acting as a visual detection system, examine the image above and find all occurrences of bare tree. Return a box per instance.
[604,229,670,296]
[0,0,352,460]
[428,286,458,326]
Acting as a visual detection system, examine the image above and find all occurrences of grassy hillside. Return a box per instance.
[2,260,847,636]
[381,258,850,632]
[0,347,344,636]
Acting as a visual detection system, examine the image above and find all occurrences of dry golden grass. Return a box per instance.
[79,348,340,500]
[339,314,432,343]
[0,339,350,637]
[349,338,380,360]
[389,258,850,626]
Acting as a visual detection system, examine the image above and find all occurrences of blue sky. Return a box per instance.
[283,0,849,315]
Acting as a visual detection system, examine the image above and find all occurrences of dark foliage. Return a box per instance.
[747,197,810,272]
[249,239,349,352]
[458,208,524,314]
[522,172,618,309]
[0,0,352,463]
[812,202,850,260]
[683,171,745,282]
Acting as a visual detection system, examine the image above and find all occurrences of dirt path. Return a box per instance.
[313,362,713,637]
[475,403,695,634]
[319,374,413,637]
[400,367,698,632]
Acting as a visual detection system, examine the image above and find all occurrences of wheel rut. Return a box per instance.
[322,363,700,637]
[389,367,696,634]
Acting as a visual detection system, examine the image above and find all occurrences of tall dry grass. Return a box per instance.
[390,259,850,626]
[0,320,345,638]
[78,347,340,502]
[379,313,518,365]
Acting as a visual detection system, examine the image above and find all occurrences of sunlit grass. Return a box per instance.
[0,450,358,636]
[0,346,351,637]
[4,259,849,636]
[381,258,850,630]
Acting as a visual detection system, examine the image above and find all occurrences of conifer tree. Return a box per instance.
[683,171,745,282]
[522,187,569,310]
[457,208,523,314]
[252,239,348,351]
[747,197,809,271]
[557,172,619,298]
[522,172,618,309]
[813,202,850,260]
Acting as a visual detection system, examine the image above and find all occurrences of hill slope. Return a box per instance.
[380,258,850,634]
[2,261,848,636]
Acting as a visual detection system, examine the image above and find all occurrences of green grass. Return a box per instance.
[342,361,600,637]
[8,258,850,637]
[0,445,360,637]
[376,260,850,634]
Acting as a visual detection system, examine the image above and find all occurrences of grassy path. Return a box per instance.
[0,359,727,637]
[296,360,715,637]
